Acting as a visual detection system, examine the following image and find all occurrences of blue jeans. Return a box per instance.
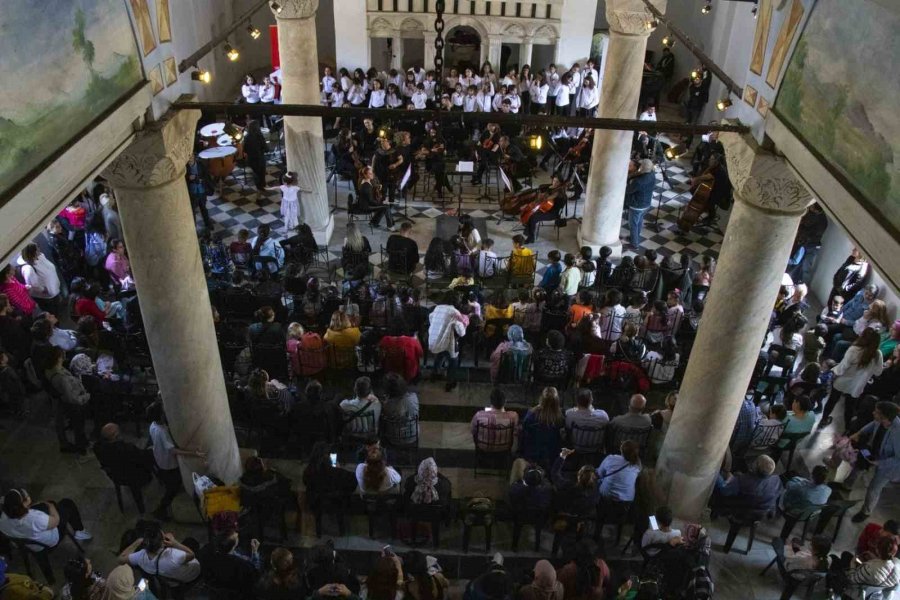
[628,207,651,248]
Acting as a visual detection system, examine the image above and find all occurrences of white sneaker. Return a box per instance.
[74,530,93,541]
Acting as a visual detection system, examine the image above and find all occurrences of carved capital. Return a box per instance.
[606,0,666,35]
[271,0,318,19]
[103,95,200,189]
[720,129,812,215]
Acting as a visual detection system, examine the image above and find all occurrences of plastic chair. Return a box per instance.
[779,503,826,542]
[511,508,549,552]
[723,510,768,554]
[595,498,633,545]
[6,531,85,584]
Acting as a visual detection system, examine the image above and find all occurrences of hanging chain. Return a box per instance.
[434,0,445,97]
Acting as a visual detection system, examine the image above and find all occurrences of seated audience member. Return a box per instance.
[198,528,261,595]
[518,560,564,600]
[286,322,325,378]
[610,322,646,362]
[510,235,536,277]
[556,539,612,600]
[540,251,563,291]
[31,314,77,352]
[776,396,816,450]
[566,388,610,429]
[730,393,763,452]
[751,404,787,451]
[404,457,452,508]
[651,391,678,436]
[509,465,554,513]
[772,534,832,573]
[381,372,420,420]
[596,440,643,502]
[356,448,401,494]
[423,238,451,280]
[490,324,533,382]
[249,306,284,347]
[610,394,652,431]
[641,506,683,555]
[338,376,381,437]
[95,564,154,600]
[386,221,419,274]
[831,536,900,595]
[471,388,519,450]
[250,224,286,273]
[856,520,900,559]
[62,556,106,600]
[104,238,134,290]
[324,311,362,348]
[779,466,832,531]
[643,336,680,385]
[378,320,424,382]
[229,228,253,268]
[520,387,565,468]
[302,442,359,512]
[44,346,90,453]
[569,313,607,357]
[304,541,360,595]
[93,423,154,510]
[0,489,92,550]
[240,455,295,514]
[118,522,201,585]
[568,291,593,331]
[404,550,450,600]
[551,453,599,516]
[363,554,404,600]
[477,239,499,279]
[713,455,783,514]
[255,547,305,600]
[533,330,575,384]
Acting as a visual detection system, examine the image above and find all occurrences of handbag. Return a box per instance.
[203,485,241,518]
[192,472,216,514]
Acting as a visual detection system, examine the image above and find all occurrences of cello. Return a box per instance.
[519,182,566,225]
[676,181,712,233]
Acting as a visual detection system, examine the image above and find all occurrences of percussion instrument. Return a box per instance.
[216,134,233,146]
[198,146,237,178]
[200,123,226,147]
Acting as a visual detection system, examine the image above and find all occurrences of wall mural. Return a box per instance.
[776,0,900,230]
[0,0,143,201]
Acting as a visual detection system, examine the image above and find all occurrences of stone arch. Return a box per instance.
[400,17,425,34]
[502,23,526,39]
[443,15,490,42]
[532,24,559,40]
[369,16,394,37]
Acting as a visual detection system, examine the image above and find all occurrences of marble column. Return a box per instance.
[391,34,404,71]
[103,99,242,489]
[488,36,503,70]
[656,131,813,521]
[520,37,534,68]
[423,32,437,73]
[577,0,666,256]
[272,0,334,245]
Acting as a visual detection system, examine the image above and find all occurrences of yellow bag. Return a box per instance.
[203,485,241,518]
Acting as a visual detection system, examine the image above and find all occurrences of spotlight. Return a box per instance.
[716,97,733,111]
[701,2,712,14]
[247,23,261,39]
[664,144,688,160]
[691,69,701,80]
[224,43,240,62]
[270,1,282,13]
[528,134,543,151]
[191,69,211,84]
[662,36,674,48]
[224,123,244,141]
[645,18,659,31]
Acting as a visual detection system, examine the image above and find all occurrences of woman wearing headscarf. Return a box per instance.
[490,324,533,382]
[404,458,452,506]
[518,560,564,600]
[101,564,157,599]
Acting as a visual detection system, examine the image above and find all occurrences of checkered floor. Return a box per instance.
[204,158,723,286]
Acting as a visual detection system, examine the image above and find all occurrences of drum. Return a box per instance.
[199,123,226,147]
[217,134,233,146]
[198,146,237,178]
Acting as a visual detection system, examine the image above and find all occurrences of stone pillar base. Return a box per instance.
[311,213,334,247]
[577,227,624,259]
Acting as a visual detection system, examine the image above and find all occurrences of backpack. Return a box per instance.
[464,496,495,525]
[0,574,54,599]
[685,566,714,599]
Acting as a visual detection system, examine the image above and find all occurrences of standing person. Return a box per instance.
[848,402,900,523]
[428,292,467,392]
[0,265,38,318]
[576,77,599,118]
[242,75,260,103]
[18,244,61,315]
[105,238,135,291]
[186,155,212,230]
[829,247,870,305]
[787,203,828,284]
[530,73,549,115]
[819,328,884,430]
[147,402,206,520]
[624,159,656,250]
[269,172,300,232]
[244,120,269,192]
[386,221,419,275]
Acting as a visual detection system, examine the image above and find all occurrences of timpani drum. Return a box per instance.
[199,123,226,147]
[198,146,237,178]
[216,134,234,146]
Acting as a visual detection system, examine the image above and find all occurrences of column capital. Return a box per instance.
[103,95,200,189]
[271,0,318,19]
[721,128,813,216]
[606,0,666,35]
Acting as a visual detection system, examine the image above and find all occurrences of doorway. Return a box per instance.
[445,26,481,72]
[371,38,392,72]
[402,38,424,71]
[532,44,555,71]
[500,44,520,76]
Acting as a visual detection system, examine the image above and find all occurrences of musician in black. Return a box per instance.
[523,174,568,244]
[394,131,416,198]
[354,118,379,161]
[472,123,501,185]
[356,166,395,230]
[373,137,401,203]
[691,130,725,176]
[689,152,732,226]
[420,128,452,199]
[498,136,527,192]
[332,128,359,180]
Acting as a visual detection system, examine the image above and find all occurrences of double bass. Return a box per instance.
[677,181,712,233]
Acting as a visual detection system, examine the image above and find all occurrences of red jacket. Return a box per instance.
[379,335,423,382]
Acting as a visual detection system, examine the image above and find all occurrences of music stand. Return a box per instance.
[569,169,586,223]
[392,164,413,222]
[495,167,517,225]
[649,138,687,233]
[454,161,475,213]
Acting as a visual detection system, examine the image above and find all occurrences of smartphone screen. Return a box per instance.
[860,449,872,460]
[649,516,659,531]
[329,453,338,467]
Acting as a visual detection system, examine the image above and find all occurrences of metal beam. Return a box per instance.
[171,101,751,134]
[640,0,745,99]
[178,0,271,74]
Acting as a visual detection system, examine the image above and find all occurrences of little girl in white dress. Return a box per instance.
[277,172,300,231]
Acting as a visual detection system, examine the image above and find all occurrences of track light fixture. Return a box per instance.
[247,23,261,39]
[645,18,659,31]
[270,1,282,13]
[716,97,733,111]
[664,144,689,161]
[224,43,240,62]
[662,36,674,49]
[191,69,211,84]
[691,69,701,80]
[701,2,712,14]
[224,123,244,141]
[528,134,543,151]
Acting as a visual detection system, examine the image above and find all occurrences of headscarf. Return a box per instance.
[532,560,559,599]
[102,565,136,600]
[506,325,531,351]
[410,457,439,504]
[69,353,94,376]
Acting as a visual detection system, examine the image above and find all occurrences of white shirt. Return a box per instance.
[463,95,478,112]
[545,72,561,96]
[833,346,884,397]
[476,93,492,112]
[585,68,600,87]
[387,92,404,108]
[571,71,582,88]
[355,463,402,493]
[150,421,179,471]
[639,110,657,121]
[507,94,521,113]
[128,548,201,583]
[579,87,599,110]
[518,75,532,93]
[340,75,353,92]
[321,74,336,92]
[555,85,570,107]
[0,509,59,551]
[531,83,549,104]
[491,93,504,111]
[411,68,425,84]
[411,91,428,109]
[259,84,276,103]
[331,90,345,107]
[347,85,366,105]
[50,327,78,351]
[242,84,260,103]
[388,74,404,89]
[641,528,682,555]
[428,305,467,357]
[451,92,465,107]
[21,255,60,298]
[369,89,386,108]
[423,79,436,100]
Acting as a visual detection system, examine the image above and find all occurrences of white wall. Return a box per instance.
[557,0,600,68]
[332,0,366,70]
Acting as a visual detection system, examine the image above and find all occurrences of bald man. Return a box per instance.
[610,394,652,430]
[93,423,155,513]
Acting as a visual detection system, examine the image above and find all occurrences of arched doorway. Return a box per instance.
[445,26,481,72]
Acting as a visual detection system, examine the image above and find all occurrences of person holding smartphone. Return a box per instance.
[102,564,157,599]
[640,506,683,556]
[846,401,900,523]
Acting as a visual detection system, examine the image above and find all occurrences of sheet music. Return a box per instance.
[399,164,412,191]
[456,161,474,173]
[499,167,513,193]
